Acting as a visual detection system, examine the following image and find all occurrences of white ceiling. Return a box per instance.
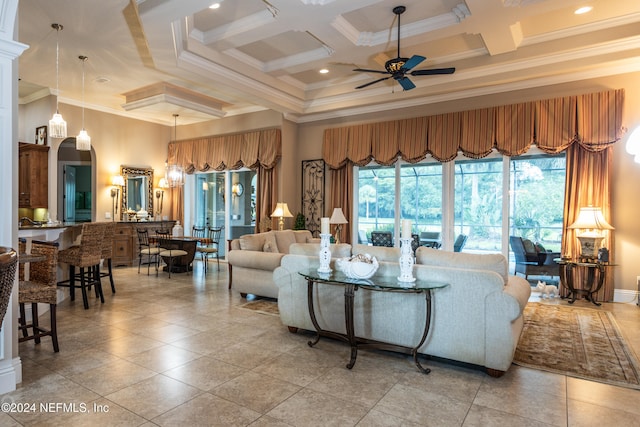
[17,0,640,126]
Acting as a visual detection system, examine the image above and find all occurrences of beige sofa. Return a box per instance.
[227,230,350,298]
[274,245,531,376]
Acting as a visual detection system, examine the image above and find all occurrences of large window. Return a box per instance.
[355,151,566,255]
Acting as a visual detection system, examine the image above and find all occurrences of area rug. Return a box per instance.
[238,299,279,316]
[514,303,640,390]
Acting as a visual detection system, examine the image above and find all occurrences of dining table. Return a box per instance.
[151,236,202,273]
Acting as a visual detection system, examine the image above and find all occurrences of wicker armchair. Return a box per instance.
[57,222,105,309]
[0,247,18,331]
[371,231,393,247]
[19,240,60,352]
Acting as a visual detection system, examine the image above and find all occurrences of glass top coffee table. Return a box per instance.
[298,268,448,374]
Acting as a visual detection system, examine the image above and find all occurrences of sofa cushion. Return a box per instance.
[239,233,267,251]
[352,244,400,262]
[274,230,296,254]
[293,230,312,243]
[263,241,277,253]
[416,247,509,285]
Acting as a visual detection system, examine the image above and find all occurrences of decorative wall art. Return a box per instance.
[36,126,47,145]
[301,159,325,237]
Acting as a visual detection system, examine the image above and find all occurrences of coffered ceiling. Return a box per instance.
[17,0,640,125]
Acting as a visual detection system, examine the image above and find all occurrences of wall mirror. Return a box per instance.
[120,165,153,219]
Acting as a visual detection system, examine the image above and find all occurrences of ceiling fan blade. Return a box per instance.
[355,76,392,89]
[353,68,389,74]
[397,77,415,91]
[402,55,426,71]
[411,67,456,76]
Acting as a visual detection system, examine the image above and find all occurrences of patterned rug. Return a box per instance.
[514,303,640,389]
[238,299,279,316]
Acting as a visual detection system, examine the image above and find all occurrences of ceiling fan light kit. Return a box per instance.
[353,5,455,91]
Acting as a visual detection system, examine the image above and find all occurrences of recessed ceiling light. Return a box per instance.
[209,3,220,9]
[574,6,593,15]
[319,68,329,74]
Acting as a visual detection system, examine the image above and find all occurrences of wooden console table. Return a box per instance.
[298,269,447,374]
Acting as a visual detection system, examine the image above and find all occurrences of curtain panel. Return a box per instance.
[167,128,281,172]
[322,90,624,166]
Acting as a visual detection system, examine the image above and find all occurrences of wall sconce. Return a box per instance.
[568,206,614,259]
[271,202,293,230]
[329,207,348,244]
[110,175,125,221]
[155,177,168,217]
[232,182,244,197]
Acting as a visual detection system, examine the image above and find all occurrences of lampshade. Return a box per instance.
[271,202,293,218]
[329,207,348,224]
[111,175,125,186]
[568,207,614,231]
[158,177,169,189]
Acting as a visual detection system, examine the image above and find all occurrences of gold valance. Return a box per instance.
[167,128,281,173]
[323,89,624,168]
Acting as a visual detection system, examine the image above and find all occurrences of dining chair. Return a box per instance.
[199,226,223,272]
[18,240,60,352]
[156,231,188,279]
[0,247,18,331]
[137,229,164,275]
[57,222,105,309]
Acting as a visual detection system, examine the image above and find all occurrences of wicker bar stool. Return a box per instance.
[18,240,60,352]
[99,222,116,294]
[0,247,18,331]
[57,222,105,309]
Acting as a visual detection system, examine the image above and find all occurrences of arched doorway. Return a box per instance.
[57,138,96,222]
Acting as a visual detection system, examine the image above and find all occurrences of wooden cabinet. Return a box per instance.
[113,221,176,267]
[19,143,49,208]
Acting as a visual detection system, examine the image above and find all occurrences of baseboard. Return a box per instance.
[613,289,640,305]
[0,357,22,394]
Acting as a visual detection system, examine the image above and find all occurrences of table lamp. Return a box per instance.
[271,202,293,230]
[329,208,348,244]
[568,206,614,259]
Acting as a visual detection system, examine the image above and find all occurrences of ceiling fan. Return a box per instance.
[353,5,455,90]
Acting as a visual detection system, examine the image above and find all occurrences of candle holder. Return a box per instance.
[397,237,416,283]
[318,233,332,273]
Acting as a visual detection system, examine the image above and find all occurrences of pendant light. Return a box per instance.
[76,55,91,151]
[166,114,184,187]
[49,23,67,139]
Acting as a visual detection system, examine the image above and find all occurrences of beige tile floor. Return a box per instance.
[2,263,640,426]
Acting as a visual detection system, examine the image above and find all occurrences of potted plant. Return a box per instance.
[293,213,306,230]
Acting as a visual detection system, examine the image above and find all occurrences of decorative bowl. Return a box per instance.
[335,254,379,279]
[136,209,149,221]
